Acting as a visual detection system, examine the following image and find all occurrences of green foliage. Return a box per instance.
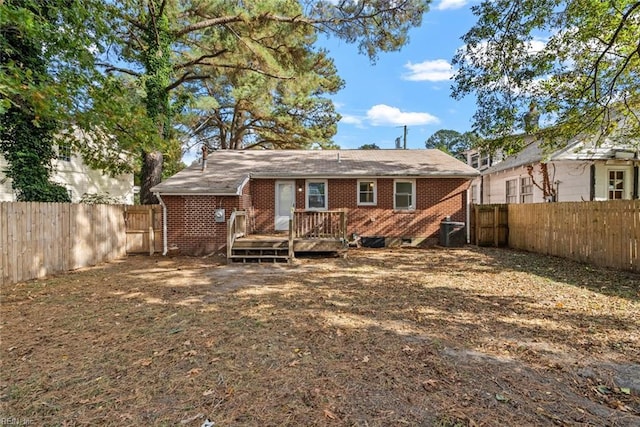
[358,143,381,149]
[2,0,429,204]
[79,192,120,205]
[0,0,74,202]
[425,130,477,161]
[452,0,640,151]
[309,0,429,62]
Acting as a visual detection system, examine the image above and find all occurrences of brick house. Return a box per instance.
[151,149,479,256]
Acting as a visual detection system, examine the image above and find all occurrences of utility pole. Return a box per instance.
[402,125,407,149]
[396,125,408,149]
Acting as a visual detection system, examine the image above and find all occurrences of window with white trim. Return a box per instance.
[394,179,415,210]
[608,170,625,200]
[470,153,479,169]
[480,153,490,168]
[58,142,71,162]
[306,180,327,210]
[506,179,517,203]
[470,184,478,204]
[357,179,377,205]
[520,177,533,203]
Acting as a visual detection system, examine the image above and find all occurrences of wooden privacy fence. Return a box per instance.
[1,202,164,286]
[508,200,640,273]
[1,202,127,286]
[124,205,162,254]
[472,204,509,247]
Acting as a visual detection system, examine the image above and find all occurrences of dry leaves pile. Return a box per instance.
[1,247,639,426]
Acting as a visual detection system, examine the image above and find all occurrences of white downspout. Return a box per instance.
[155,193,168,256]
[466,185,471,243]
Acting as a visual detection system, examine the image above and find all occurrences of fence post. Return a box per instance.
[493,205,499,247]
[148,207,154,256]
[474,205,479,246]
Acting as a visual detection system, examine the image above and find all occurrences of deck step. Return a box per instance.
[228,254,289,263]
[230,235,345,263]
[232,240,288,249]
[229,243,290,263]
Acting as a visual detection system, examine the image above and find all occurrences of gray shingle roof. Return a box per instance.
[151,149,479,195]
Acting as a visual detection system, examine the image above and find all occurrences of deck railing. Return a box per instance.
[227,210,247,262]
[291,210,347,241]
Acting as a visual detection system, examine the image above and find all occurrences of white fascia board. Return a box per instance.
[237,175,250,195]
[250,173,478,179]
[153,191,240,196]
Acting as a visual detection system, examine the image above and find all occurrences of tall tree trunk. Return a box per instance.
[139,1,171,205]
[140,150,163,204]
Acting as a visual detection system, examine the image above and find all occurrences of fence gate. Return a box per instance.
[124,205,162,254]
[473,204,509,247]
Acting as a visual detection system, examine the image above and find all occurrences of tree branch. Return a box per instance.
[98,63,141,77]
[173,50,229,71]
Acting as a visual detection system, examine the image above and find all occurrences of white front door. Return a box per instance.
[275,181,295,231]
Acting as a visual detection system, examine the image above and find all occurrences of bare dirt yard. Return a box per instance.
[1,247,639,426]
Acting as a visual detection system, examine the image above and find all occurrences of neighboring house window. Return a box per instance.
[470,152,490,169]
[608,170,625,200]
[394,179,415,210]
[470,153,479,169]
[480,153,490,168]
[306,180,327,210]
[58,142,71,162]
[506,179,518,203]
[520,177,533,203]
[357,179,377,205]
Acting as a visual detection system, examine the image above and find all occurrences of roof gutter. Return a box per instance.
[250,173,480,179]
[154,192,168,256]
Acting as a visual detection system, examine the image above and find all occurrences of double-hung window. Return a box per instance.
[506,179,517,203]
[306,180,327,210]
[357,180,377,206]
[470,153,479,169]
[394,180,415,210]
[608,170,625,200]
[520,177,533,203]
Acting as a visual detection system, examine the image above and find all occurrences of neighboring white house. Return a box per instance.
[467,135,639,204]
[0,139,135,204]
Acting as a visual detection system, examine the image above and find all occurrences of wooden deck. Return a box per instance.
[229,235,346,263]
[227,210,348,263]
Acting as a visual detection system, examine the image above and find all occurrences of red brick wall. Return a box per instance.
[251,177,469,241]
[251,179,276,233]
[164,177,469,255]
[326,178,468,241]
[163,191,250,256]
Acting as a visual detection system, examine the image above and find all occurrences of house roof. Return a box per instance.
[483,136,639,175]
[151,149,479,195]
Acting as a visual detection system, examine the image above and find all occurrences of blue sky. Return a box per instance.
[320,0,480,149]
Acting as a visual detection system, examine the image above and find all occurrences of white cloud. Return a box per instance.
[436,0,468,11]
[527,38,547,54]
[340,114,364,127]
[403,59,454,82]
[366,104,440,126]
